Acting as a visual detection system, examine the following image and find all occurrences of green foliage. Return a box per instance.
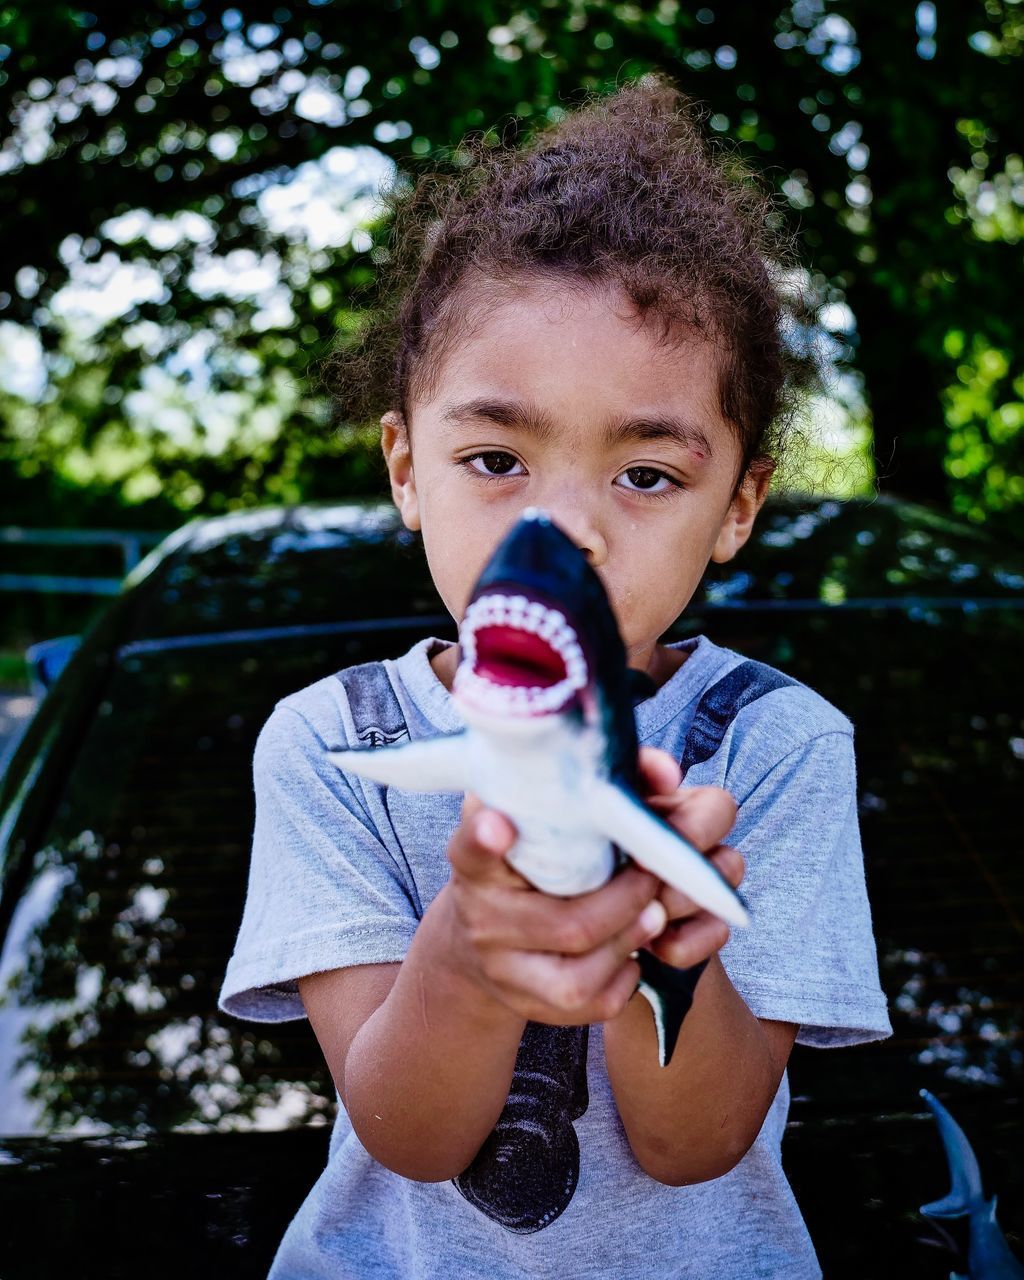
[0,650,30,690]
[943,333,1024,523]
[0,0,1021,527]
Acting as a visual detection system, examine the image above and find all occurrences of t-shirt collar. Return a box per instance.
[392,633,731,743]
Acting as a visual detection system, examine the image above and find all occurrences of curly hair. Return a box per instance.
[322,71,809,486]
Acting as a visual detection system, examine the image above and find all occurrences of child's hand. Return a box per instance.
[635,746,745,969]
[443,795,667,1026]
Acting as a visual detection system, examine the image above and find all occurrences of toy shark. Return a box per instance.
[919,1088,1024,1279]
[328,508,749,1066]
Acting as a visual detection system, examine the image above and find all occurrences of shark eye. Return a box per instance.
[465,451,524,477]
[616,466,676,494]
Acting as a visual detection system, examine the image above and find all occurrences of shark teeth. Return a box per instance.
[456,592,589,716]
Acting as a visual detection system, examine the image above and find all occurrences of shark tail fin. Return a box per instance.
[328,732,470,793]
[635,951,708,1068]
[919,1089,985,1218]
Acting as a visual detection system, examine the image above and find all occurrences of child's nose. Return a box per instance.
[546,500,609,568]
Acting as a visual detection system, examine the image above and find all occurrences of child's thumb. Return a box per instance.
[451,794,519,880]
[473,808,514,854]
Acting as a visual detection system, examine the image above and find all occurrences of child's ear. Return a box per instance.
[380,409,420,531]
[711,461,774,564]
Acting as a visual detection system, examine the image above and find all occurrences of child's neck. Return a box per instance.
[645,643,688,688]
[429,639,688,694]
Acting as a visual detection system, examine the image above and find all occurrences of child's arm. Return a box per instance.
[299,795,668,1182]
[604,961,797,1184]
[603,751,797,1185]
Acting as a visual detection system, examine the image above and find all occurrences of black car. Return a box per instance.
[0,496,1021,1279]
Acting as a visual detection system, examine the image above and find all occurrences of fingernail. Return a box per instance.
[639,900,667,938]
[474,811,505,852]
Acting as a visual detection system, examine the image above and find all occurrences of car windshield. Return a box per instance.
[0,497,1021,1147]
[0,623,446,1138]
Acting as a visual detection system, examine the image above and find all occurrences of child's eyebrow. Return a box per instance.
[440,396,713,459]
[604,414,714,460]
[440,397,557,441]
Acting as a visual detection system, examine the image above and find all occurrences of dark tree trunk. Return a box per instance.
[848,277,951,507]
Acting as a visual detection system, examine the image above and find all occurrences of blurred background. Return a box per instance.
[0,0,1022,724]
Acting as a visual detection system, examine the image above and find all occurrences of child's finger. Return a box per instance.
[483,918,655,1020]
[647,784,737,853]
[590,955,649,1024]
[475,864,660,954]
[709,845,744,887]
[636,746,683,798]
[645,911,731,970]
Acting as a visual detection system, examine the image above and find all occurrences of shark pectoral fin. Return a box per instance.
[328,732,471,793]
[589,781,749,929]
[919,1195,971,1221]
[919,1089,985,1218]
[635,951,709,1068]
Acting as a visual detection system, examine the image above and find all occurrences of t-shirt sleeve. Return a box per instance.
[218,702,421,1023]
[719,727,892,1048]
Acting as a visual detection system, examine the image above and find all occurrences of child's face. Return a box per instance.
[382,276,771,677]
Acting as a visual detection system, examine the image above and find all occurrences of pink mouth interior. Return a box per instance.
[474,626,567,688]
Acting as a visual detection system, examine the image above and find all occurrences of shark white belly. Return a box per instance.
[459,718,617,896]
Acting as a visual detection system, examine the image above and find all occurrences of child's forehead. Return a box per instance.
[428,274,726,416]
[451,272,693,347]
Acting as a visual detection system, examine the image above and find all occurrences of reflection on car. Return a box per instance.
[0,496,1021,1279]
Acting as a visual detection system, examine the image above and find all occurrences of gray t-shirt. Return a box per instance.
[219,635,892,1279]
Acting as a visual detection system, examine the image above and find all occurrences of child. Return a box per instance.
[219,73,891,1277]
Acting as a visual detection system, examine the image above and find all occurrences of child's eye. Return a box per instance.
[615,466,679,495]
[463,451,525,478]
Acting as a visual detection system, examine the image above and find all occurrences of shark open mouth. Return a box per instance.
[455,591,589,716]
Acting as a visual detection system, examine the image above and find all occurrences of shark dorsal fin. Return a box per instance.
[919,1089,984,1218]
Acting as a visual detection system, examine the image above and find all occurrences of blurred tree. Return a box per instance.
[0,0,1021,524]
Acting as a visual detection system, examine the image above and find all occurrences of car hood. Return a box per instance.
[0,1127,329,1278]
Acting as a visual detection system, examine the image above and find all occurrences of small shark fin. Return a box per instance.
[919,1089,985,1218]
[588,781,749,928]
[919,1093,1024,1277]
[626,668,658,707]
[635,951,708,1067]
[328,732,471,793]
[969,1195,1024,1277]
